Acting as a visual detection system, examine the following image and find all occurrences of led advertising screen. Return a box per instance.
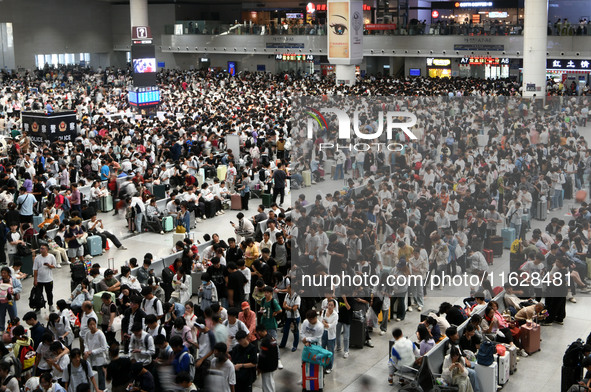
[131,44,157,87]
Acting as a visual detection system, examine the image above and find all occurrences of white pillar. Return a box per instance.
[522,0,547,99]
[130,0,149,29]
[335,65,356,86]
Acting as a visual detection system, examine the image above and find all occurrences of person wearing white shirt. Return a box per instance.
[79,302,98,345]
[300,310,324,346]
[83,318,108,390]
[320,300,338,373]
[33,244,57,312]
[207,344,236,392]
[129,196,146,233]
[129,325,156,366]
[222,309,249,350]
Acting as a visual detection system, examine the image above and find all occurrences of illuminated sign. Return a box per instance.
[488,11,508,18]
[306,2,316,13]
[363,4,371,10]
[316,4,327,11]
[275,54,315,61]
[460,57,510,65]
[128,87,160,107]
[287,13,304,18]
[547,59,591,70]
[456,1,493,7]
[427,58,451,67]
[432,10,439,18]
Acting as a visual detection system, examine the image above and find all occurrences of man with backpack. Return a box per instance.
[129,323,156,370]
[62,349,101,392]
[140,287,164,322]
[170,336,194,379]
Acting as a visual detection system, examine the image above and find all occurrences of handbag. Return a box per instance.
[176,225,186,234]
[301,344,334,367]
[16,243,32,257]
[76,232,88,245]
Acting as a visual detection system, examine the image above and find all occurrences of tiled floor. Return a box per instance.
[14,126,591,392]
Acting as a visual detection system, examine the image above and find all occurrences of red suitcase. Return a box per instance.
[576,190,587,203]
[231,194,242,210]
[520,323,541,354]
[483,249,494,265]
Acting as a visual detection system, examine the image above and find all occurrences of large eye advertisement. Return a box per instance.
[328,2,350,60]
[328,0,363,65]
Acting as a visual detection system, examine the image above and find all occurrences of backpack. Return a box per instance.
[17,342,36,371]
[2,375,14,386]
[141,297,161,314]
[476,340,497,366]
[29,286,46,310]
[258,169,266,182]
[563,338,584,368]
[179,351,196,380]
[62,196,71,212]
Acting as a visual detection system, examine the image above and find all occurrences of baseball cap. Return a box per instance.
[241,301,250,310]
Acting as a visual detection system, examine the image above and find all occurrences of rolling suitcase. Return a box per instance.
[163,216,174,232]
[482,249,494,265]
[262,193,272,208]
[350,313,366,349]
[506,344,518,374]
[302,362,324,391]
[231,194,242,210]
[561,365,582,392]
[535,200,548,221]
[216,165,227,182]
[86,235,103,256]
[302,170,312,187]
[93,291,115,324]
[16,254,33,276]
[520,323,541,354]
[475,362,498,392]
[501,227,516,249]
[489,236,503,257]
[495,352,510,385]
[33,215,43,232]
[100,195,113,212]
[153,184,166,201]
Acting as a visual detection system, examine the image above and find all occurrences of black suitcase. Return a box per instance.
[561,365,582,392]
[350,315,366,349]
[70,262,87,282]
[205,201,217,218]
[490,236,503,257]
[564,178,573,200]
[17,254,33,276]
[510,253,525,273]
[153,184,166,201]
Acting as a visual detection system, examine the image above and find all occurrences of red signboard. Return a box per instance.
[432,10,439,18]
[364,23,397,30]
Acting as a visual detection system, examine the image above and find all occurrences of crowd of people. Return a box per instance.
[0,66,588,392]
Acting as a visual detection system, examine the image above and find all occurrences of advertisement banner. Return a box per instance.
[21,111,77,144]
[328,0,363,65]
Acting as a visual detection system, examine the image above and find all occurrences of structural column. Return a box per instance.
[130,0,149,29]
[521,0,547,99]
[335,65,357,85]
